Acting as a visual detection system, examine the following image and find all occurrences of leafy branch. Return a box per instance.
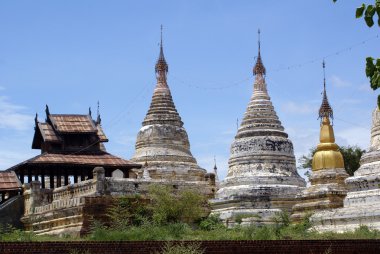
[334,0,380,107]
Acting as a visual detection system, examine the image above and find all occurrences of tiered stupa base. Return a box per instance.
[311,108,380,232]
[291,168,348,222]
[211,184,302,226]
[311,150,380,232]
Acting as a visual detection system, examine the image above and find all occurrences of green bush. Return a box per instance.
[199,215,224,231]
[148,185,207,225]
[107,195,150,229]
[156,242,204,254]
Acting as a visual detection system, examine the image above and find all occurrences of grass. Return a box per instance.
[1,222,380,242]
[2,187,380,242]
[156,242,204,254]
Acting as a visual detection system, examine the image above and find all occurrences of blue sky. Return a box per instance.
[0,1,378,180]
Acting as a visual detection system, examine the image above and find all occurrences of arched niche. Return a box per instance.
[112,169,124,178]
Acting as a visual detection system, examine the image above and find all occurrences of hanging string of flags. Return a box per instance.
[102,82,153,129]
[173,34,379,91]
[272,34,379,73]
[171,75,251,90]
[98,33,379,132]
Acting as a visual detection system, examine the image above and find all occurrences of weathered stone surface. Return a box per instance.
[21,167,216,236]
[131,42,207,182]
[211,44,305,224]
[312,108,380,232]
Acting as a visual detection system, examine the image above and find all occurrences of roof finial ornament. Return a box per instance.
[155,25,169,84]
[258,29,261,54]
[213,155,219,183]
[323,59,326,91]
[34,113,38,126]
[318,60,333,122]
[89,107,92,117]
[253,29,266,76]
[45,104,50,117]
[160,24,163,49]
[96,101,101,125]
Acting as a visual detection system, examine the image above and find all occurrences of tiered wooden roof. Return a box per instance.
[0,171,21,191]
[32,107,109,150]
[8,106,140,175]
[7,152,140,170]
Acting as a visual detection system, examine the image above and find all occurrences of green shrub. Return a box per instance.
[156,242,204,254]
[148,185,207,225]
[199,215,224,231]
[107,195,150,229]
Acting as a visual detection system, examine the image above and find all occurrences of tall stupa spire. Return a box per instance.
[211,31,306,225]
[155,25,169,87]
[252,29,268,97]
[253,29,266,77]
[319,60,333,121]
[132,27,207,182]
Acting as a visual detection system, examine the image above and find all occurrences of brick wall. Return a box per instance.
[80,196,115,236]
[0,240,380,254]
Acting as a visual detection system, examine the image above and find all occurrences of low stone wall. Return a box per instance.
[21,167,215,236]
[105,177,215,197]
[1,240,380,254]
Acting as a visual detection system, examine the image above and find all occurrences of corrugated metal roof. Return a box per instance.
[38,123,62,143]
[96,125,108,142]
[28,152,141,167]
[0,171,21,191]
[49,114,97,133]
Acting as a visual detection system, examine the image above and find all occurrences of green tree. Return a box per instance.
[299,145,365,176]
[334,0,380,107]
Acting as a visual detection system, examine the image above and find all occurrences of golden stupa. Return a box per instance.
[291,62,349,222]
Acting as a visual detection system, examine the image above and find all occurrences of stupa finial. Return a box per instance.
[155,25,168,83]
[253,29,266,76]
[96,101,101,124]
[318,60,333,121]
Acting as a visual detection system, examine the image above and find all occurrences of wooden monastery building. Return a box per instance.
[6,105,141,189]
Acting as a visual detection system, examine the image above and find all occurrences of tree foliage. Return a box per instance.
[299,145,365,176]
[334,0,380,107]
[148,185,207,225]
[106,186,208,229]
[107,195,150,229]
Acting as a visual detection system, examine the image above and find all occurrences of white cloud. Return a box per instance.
[282,101,316,115]
[336,126,370,150]
[358,83,373,93]
[0,96,33,131]
[330,75,351,88]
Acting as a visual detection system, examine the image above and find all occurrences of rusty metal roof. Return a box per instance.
[49,114,97,133]
[0,171,21,191]
[96,125,108,142]
[27,152,141,168]
[38,123,62,143]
